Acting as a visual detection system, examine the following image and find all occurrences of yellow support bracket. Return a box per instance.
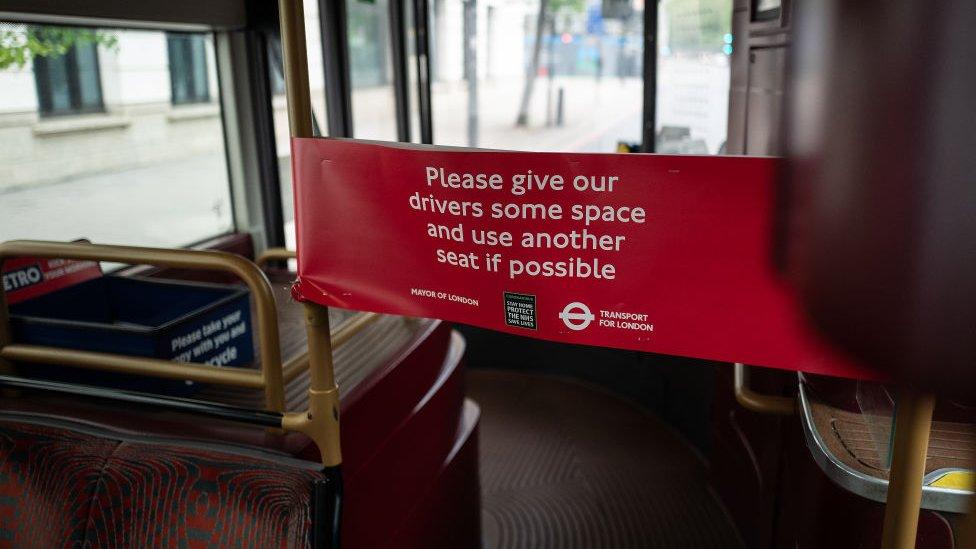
[733,363,795,415]
[256,247,297,269]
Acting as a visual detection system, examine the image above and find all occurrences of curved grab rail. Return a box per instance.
[733,363,795,415]
[0,239,380,467]
[0,240,286,411]
[254,246,382,384]
[256,247,297,269]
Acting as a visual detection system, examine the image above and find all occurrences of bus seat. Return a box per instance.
[0,414,322,547]
[0,239,476,548]
[800,373,976,485]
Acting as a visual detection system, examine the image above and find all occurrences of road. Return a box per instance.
[0,154,233,249]
[1,67,725,249]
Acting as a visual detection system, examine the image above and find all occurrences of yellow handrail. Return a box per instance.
[0,240,286,411]
[733,363,795,415]
[256,247,296,268]
[0,239,383,466]
[0,345,267,388]
[277,0,342,467]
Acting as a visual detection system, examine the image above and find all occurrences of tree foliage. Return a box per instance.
[0,25,118,71]
[662,0,732,52]
[550,0,585,15]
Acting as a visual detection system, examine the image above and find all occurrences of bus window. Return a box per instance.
[269,2,330,250]
[429,0,644,152]
[348,0,400,141]
[0,23,234,248]
[655,0,732,154]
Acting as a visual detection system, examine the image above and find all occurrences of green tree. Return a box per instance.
[515,0,585,126]
[0,25,117,71]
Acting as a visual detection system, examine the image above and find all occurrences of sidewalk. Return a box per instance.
[435,75,643,152]
[347,75,644,152]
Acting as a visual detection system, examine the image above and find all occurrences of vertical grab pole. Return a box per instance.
[280,0,314,139]
[304,302,343,547]
[278,1,343,546]
[881,388,935,549]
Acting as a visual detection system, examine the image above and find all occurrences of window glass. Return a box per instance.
[36,52,73,113]
[167,33,211,104]
[0,23,234,249]
[268,39,286,96]
[655,0,731,154]
[75,40,103,107]
[348,0,398,140]
[266,3,329,250]
[430,0,643,152]
[32,27,105,117]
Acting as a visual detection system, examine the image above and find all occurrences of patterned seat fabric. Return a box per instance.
[0,418,320,547]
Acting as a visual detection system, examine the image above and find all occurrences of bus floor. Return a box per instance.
[469,369,743,548]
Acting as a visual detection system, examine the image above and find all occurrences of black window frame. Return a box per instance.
[167,32,212,105]
[32,29,106,118]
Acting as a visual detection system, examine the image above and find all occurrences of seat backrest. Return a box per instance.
[0,415,322,547]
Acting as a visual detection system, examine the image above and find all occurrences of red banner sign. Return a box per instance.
[2,255,102,305]
[291,138,876,380]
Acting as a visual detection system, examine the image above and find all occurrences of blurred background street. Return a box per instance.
[1,0,730,249]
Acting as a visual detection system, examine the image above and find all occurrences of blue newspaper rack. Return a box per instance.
[8,275,254,395]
